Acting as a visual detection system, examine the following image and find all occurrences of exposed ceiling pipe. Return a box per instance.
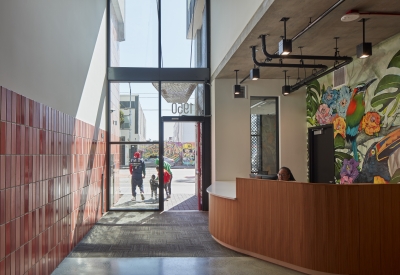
[259,35,352,62]
[341,10,400,22]
[290,57,352,92]
[251,46,328,69]
[241,0,346,82]
[273,0,346,55]
[292,0,346,41]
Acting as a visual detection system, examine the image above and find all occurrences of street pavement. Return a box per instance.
[111,167,199,211]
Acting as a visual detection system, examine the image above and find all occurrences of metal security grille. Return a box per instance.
[251,114,261,173]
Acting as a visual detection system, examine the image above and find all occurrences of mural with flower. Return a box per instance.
[307,47,400,184]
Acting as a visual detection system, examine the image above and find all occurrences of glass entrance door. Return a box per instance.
[161,121,199,211]
[162,116,206,210]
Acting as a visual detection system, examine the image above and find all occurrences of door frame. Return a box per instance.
[308,124,335,183]
[161,116,211,211]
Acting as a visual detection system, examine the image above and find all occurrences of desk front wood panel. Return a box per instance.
[209,178,400,275]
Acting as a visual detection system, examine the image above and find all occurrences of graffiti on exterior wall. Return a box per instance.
[164,141,182,163]
[307,44,400,184]
[182,143,195,166]
[140,142,196,166]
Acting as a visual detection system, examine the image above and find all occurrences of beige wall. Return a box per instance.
[210,0,266,75]
[211,79,308,182]
[0,0,107,129]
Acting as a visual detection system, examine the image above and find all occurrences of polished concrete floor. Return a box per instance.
[51,210,305,275]
[52,257,304,275]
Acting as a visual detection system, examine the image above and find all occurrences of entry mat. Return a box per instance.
[69,211,244,258]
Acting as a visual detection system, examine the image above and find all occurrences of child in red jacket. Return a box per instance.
[156,166,171,199]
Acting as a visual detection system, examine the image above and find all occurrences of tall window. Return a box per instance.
[108,0,210,211]
[250,97,279,174]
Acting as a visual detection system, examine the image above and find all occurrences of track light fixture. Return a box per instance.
[279,18,292,55]
[234,70,241,95]
[250,66,260,80]
[357,18,372,58]
[282,70,291,96]
[252,36,353,93]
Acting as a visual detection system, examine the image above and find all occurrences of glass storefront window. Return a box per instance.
[156,82,204,117]
[110,144,160,210]
[110,0,158,67]
[110,82,159,142]
[108,0,210,211]
[161,0,207,68]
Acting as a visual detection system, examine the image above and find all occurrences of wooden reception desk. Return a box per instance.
[207,178,400,275]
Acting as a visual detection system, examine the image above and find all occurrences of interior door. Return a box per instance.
[308,125,335,183]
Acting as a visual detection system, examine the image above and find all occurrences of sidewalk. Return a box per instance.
[111,167,199,211]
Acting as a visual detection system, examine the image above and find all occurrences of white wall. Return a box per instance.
[211,79,307,182]
[210,0,265,75]
[0,0,107,129]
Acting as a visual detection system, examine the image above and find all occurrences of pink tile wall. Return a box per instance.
[0,86,107,275]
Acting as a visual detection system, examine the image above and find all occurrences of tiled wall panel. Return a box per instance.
[0,86,107,275]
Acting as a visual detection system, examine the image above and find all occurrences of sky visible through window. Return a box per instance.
[119,0,196,141]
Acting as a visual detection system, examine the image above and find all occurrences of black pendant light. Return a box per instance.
[234,70,241,95]
[357,18,372,58]
[282,70,291,96]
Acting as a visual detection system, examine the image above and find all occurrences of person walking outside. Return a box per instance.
[130,152,146,201]
[155,158,173,198]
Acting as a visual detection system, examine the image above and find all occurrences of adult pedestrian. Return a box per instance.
[129,152,146,201]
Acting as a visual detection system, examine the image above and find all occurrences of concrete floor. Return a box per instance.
[52,257,305,275]
[51,211,305,275]
[51,170,305,275]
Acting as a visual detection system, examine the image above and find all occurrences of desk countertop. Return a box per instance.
[206,181,236,200]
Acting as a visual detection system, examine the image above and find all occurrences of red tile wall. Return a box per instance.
[0,86,107,275]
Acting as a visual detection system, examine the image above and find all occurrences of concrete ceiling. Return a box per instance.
[215,0,400,83]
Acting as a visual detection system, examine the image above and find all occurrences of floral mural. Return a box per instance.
[307,44,400,184]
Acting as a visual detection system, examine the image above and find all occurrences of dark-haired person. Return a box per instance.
[129,152,146,201]
[277,167,295,181]
[155,158,173,198]
[156,166,171,199]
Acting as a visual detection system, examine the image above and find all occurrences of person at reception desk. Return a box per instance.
[277,167,295,181]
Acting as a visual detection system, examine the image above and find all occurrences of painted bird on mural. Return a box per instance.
[345,78,377,161]
[355,128,400,183]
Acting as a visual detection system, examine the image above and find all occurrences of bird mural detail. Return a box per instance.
[345,79,377,161]
[355,128,400,183]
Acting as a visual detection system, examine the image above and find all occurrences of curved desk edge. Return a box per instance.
[206,181,236,200]
[211,236,343,275]
[208,178,400,275]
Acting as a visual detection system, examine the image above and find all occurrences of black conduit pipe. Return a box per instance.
[260,35,352,62]
[273,0,346,54]
[251,46,328,69]
[290,57,353,92]
[241,0,346,83]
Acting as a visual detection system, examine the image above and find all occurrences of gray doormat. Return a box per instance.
[69,211,245,258]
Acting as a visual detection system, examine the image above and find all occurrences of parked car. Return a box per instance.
[144,156,175,167]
